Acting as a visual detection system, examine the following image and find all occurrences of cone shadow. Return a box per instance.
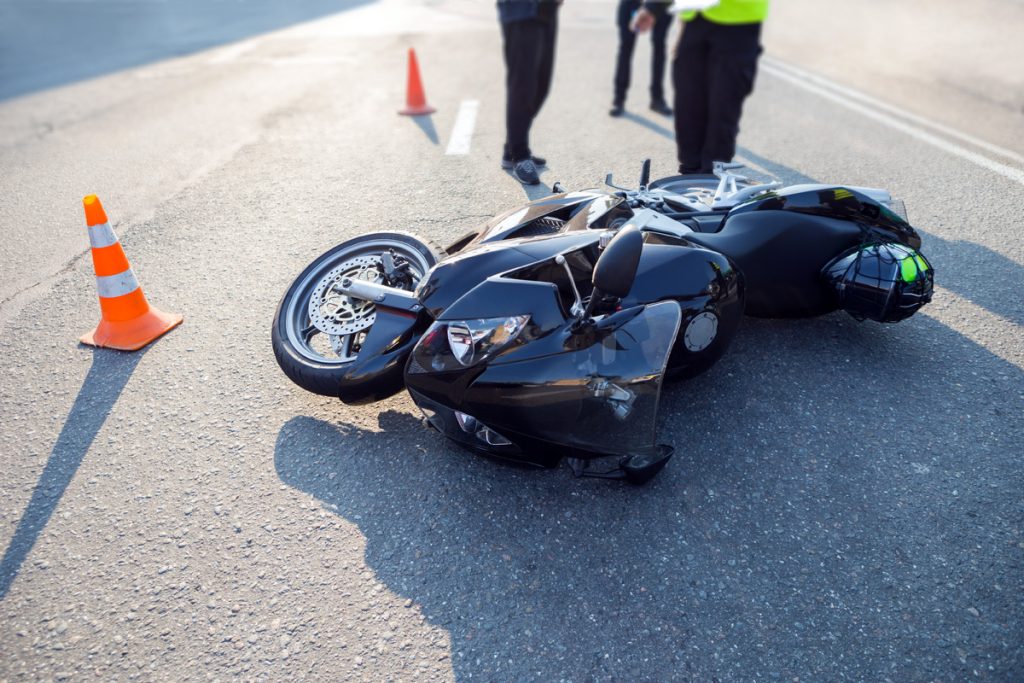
[0,348,145,598]
[409,114,440,145]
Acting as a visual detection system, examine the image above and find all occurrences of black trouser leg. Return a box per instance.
[532,11,558,120]
[673,18,711,173]
[502,13,558,161]
[649,5,672,104]
[700,22,761,170]
[503,19,544,161]
[613,0,640,105]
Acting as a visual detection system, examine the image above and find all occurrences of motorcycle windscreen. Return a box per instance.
[465,301,682,457]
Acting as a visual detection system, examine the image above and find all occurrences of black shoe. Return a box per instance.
[510,158,541,185]
[650,100,672,116]
[609,103,624,117]
[501,154,546,170]
[678,164,711,175]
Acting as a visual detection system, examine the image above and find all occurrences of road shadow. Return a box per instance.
[512,179,552,200]
[409,114,440,145]
[735,146,817,184]
[0,0,373,101]
[620,110,675,140]
[0,348,145,598]
[274,303,1023,679]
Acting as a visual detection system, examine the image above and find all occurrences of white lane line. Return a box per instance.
[208,40,258,65]
[761,60,1024,187]
[763,57,1024,166]
[261,56,357,67]
[445,100,480,156]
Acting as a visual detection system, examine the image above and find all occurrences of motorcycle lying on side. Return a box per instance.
[272,161,934,483]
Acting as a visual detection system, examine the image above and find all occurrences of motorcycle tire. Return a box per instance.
[272,232,443,397]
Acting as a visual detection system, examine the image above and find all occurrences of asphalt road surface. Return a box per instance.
[1,0,1022,680]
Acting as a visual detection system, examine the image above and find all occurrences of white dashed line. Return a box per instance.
[445,99,480,156]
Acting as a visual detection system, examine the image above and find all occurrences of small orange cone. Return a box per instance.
[398,48,436,116]
[79,195,182,351]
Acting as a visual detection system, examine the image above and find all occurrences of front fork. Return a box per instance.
[333,278,428,405]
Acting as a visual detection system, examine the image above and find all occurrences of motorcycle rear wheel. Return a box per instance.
[272,232,442,397]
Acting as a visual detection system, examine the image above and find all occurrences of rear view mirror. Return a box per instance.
[592,224,643,299]
[621,445,674,485]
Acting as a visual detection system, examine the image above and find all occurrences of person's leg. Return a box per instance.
[649,3,673,106]
[673,17,711,173]
[613,0,639,107]
[502,19,544,161]
[531,5,559,122]
[700,21,762,171]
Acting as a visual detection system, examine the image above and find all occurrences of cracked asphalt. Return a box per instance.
[1,0,1021,680]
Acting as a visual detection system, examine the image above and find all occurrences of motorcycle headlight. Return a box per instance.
[446,315,529,366]
[409,315,529,373]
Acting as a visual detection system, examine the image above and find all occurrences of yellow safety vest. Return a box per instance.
[682,0,769,25]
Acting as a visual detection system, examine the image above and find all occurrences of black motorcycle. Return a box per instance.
[272,162,934,483]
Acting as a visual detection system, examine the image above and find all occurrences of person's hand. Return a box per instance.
[631,7,655,33]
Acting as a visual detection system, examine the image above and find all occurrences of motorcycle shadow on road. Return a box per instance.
[0,347,146,599]
[275,408,726,678]
[274,305,1022,679]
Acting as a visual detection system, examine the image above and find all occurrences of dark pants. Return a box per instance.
[501,7,559,161]
[672,15,762,174]
[613,0,673,105]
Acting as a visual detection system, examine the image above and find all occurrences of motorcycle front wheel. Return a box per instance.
[271,232,442,397]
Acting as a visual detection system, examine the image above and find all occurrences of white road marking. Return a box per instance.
[761,58,1024,187]
[445,99,480,156]
[207,40,258,65]
[261,56,357,67]
[764,57,1024,166]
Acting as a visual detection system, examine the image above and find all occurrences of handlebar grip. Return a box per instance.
[640,159,651,188]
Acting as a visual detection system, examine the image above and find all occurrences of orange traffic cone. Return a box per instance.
[79,195,182,351]
[398,48,436,116]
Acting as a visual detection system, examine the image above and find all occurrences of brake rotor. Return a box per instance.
[308,255,382,336]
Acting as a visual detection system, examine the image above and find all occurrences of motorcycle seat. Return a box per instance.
[680,214,727,233]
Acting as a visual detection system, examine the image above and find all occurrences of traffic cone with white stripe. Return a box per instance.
[79,195,182,351]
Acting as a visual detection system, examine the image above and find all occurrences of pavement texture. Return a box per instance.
[0,0,1021,681]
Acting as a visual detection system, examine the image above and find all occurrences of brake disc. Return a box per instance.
[308,255,382,336]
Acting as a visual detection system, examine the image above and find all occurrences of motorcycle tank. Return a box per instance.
[406,297,683,466]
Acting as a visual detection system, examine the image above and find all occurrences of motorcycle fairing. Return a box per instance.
[728,185,920,248]
[336,306,424,405]
[406,301,683,463]
[418,231,604,318]
[452,190,609,251]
